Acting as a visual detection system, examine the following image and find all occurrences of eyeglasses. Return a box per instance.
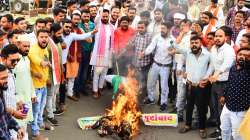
[10,58,20,65]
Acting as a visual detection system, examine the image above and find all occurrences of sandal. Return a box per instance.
[199,130,207,139]
[179,126,192,133]
[40,123,54,131]
[93,92,100,99]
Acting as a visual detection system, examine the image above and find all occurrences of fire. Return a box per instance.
[106,69,141,138]
[92,68,142,140]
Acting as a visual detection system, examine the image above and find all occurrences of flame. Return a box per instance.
[106,68,141,138]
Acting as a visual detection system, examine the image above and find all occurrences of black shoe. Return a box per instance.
[160,103,167,111]
[47,117,59,126]
[178,117,184,122]
[208,129,221,139]
[53,110,65,116]
[143,98,155,105]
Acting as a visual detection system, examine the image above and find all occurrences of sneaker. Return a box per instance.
[160,103,167,111]
[32,134,49,140]
[47,117,59,126]
[53,110,65,116]
[143,98,155,105]
[208,129,221,139]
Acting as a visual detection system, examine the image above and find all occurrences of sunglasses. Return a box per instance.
[10,58,20,64]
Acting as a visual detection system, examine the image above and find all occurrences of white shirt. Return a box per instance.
[202,25,216,36]
[28,32,37,45]
[175,31,192,71]
[145,34,175,65]
[235,29,246,47]
[3,70,16,110]
[210,43,236,81]
[130,16,141,29]
[62,32,92,64]
[177,47,213,84]
[147,21,162,37]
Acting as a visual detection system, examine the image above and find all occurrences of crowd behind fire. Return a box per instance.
[0,0,250,139]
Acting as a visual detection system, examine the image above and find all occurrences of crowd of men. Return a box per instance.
[0,0,250,140]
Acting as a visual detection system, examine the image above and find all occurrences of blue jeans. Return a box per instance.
[31,87,47,135]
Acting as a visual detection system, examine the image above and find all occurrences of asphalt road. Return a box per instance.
[41,88,213,140]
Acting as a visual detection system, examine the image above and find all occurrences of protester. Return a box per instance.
[142,22,175,111]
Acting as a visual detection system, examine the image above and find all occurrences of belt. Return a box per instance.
[215,81,228,84]
[187,80,199,87]
[154,61,172,67]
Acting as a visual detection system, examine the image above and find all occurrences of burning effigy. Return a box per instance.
[92,69,141,140]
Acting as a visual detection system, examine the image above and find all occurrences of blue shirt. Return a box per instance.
[225,65,250,112]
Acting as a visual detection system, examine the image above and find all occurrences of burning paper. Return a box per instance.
[92,69,141,140]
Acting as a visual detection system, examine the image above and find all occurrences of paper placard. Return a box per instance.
[142,113,178,127]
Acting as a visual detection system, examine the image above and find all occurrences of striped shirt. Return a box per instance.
[3,70,16,110]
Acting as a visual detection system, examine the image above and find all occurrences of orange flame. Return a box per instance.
[106,68,141,138]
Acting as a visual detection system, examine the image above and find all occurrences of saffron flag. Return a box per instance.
[239,108,250,140]
[48,38,61,85]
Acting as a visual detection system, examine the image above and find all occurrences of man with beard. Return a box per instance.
[142,22,175,112]
[28,18,46,45]
[174,19,192,122]
[123,21,152,102]
[177,35,213,139]
[28,29,53,139]
[148,8,164,37]
[220,47,250,140]
[205,0,224,28]
[14,34,40,140]
[208,28,236,140]
[90,9,115,99]
[200,11,216,39]
[226,0,249,27]
[114,16,135,56]
[67,11,92,100]
[45,23,64,126]
[231,11,245,43]
[0,64,25,140]
[75,9,95,96]
[236,16,250,46]
[127,7,140,29]
[89,5,98,23]
[170,13,185,39]
[59,18,97,109]
[1,44,28,140]
[0,14,14,33]
[239,33,250,48]
[110,6,120,27]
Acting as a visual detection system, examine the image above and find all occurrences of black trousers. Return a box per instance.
[59,64,67,105]
[211,81,227,130]
[186,85,209,129]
